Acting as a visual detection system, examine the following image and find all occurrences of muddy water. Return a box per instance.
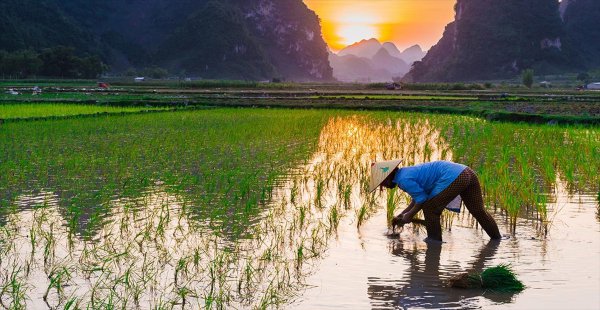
[293,192,600,310]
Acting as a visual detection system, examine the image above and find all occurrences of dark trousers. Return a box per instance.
[420,168,501,241]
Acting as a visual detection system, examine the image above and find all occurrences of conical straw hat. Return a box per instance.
[369,159,403,193]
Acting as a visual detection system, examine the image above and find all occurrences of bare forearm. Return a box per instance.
[401,200,416,214]
[399,201,424,225]
[408,203,423,217]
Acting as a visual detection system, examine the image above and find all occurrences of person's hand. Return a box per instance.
[392,215,404,228]
[392,212,412,229]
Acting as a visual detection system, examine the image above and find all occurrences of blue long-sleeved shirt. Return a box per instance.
[392,161,467,204]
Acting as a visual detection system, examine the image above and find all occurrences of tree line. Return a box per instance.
[0,46,107,79]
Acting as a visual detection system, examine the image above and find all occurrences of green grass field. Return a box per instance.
[0,103,168,120]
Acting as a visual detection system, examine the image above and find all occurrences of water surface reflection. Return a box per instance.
[2,113,599,309]
[368,240,515,310]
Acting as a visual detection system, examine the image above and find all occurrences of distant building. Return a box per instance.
[539,81,552,88]
[587,82,600,90]
[135,77,145,82]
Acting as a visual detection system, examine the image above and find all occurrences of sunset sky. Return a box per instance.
[303,0,456,51]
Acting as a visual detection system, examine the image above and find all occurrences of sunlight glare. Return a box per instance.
[337,24,379,46]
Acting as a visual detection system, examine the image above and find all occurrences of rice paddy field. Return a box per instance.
[0,104,168,120]
[1,83,599,309]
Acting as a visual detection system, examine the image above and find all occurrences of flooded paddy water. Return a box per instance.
[293,187,599,309]
[0,108,599,309]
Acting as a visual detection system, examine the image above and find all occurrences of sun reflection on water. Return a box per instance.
[0,116,458,308]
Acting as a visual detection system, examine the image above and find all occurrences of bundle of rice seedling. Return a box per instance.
[448,264,524,292]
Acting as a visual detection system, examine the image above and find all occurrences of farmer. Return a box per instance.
[370,160,501,242]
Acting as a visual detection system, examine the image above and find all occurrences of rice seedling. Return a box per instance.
[315,178,325,208]
[386,188,399,228]
[342,184,352,210]
[448,264,525,292]
[356,205,368,229]
[43,266,72,307]
[63,297,80,310]
[290,180,299,205]
[2,266,27,310]
[296,243,304,270]
[297,204,307,229]
[328,206,340,232]
[0,103,166,120]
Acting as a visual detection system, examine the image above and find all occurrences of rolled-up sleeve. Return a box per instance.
[398,178,429,204]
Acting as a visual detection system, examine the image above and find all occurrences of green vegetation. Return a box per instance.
[0,0,99,54]
[443,116,599,232]
[522,69,534,88]
[0,108,337,308]
[191,98,600,125]
[0,103,165,120]
[448,264,525,292]
[0,0,332,80]
[157,1,275,80]
[0,109,330,231]
[0,47,107,79]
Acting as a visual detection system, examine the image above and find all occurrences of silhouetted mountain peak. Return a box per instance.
[338,38,383,58]
[372,48,408,72]
[330,43,409,82]
[382,42,403,58]
[402,45,423,54]
[399,45,426,64]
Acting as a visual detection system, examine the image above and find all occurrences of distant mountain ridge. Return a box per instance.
[397,45,427,65]
[338,39,425,64]
[331,39,424,82]
[0,0,333,81]
[338,38,383,59]
[406,0,600,82]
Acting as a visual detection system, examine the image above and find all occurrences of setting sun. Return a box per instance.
[334,10,381,46]
[304,0,456,51]
[337,24,379,46]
